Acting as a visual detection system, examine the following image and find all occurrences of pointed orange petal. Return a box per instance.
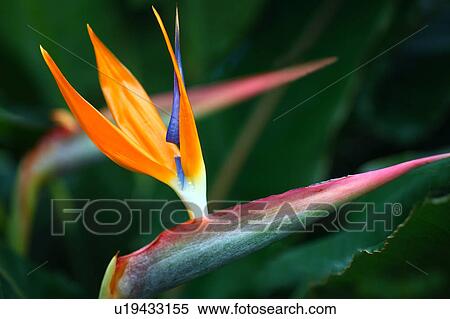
[87,25,178,169]
[40,46,176,185]
[152,7,205,179]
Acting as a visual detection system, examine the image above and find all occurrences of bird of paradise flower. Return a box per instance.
[40,7,450,298]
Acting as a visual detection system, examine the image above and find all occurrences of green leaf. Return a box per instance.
[354,20,450,146]
[309,196,450,298]
[0,107,47,152]
[179,0,266,79]
[0,244,83,298]
[256,156,450,297]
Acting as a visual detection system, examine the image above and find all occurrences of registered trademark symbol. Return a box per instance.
[392,203,402,216]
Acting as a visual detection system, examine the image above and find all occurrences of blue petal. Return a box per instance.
[166,8,184,146]
[175,156,185,188]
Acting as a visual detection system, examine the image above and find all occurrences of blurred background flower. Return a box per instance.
[0,0,449,298]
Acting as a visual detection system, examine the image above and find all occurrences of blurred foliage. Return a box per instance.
[0,0,449,298]
[0,244,82,298]
[310,195,450,298]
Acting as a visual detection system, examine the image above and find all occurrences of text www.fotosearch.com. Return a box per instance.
[113,301,337,316]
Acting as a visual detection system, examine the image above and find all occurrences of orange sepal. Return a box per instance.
[152,7,205,179]
[40,46,176,185]
[87,25,178,169]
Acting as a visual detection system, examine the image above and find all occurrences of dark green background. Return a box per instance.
[0,0,449,298]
